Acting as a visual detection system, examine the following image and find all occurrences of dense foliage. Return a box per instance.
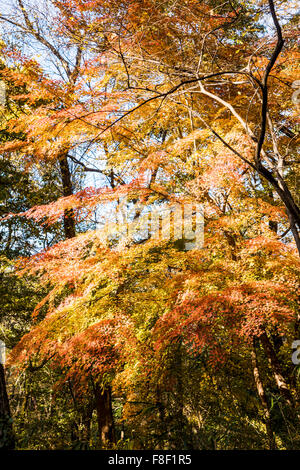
[0,0,299,450]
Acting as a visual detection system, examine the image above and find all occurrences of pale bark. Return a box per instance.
[251,338,276,450]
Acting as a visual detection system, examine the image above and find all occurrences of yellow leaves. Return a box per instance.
[0,140,26,153]
[171,129,209,154]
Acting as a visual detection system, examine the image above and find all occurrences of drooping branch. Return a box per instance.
[255,0,284,165]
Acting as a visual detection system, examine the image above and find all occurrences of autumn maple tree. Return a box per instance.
[0,0,299,450]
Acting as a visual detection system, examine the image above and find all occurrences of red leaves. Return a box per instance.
[3,174,150,228]
[54,317,128,387]
[154,281,297,366]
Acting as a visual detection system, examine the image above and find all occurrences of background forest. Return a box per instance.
[0,0,299,450]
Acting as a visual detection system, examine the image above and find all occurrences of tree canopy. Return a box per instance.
[0,0,299,450]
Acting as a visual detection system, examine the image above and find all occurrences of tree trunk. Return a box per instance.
[251,338,276,449]
[59,153,76,239]
[94,384,115,447]
[174,344,186,448]
[260,332,295,408]
[0,363,15,449]
[81,400,94,446]
[258,166,300,255]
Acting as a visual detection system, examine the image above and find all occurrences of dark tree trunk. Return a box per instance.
[258,166,300,256]
[0,363,15,449]
[94,384,115,447]
[59,154,76,239]
[174,344,186,449]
